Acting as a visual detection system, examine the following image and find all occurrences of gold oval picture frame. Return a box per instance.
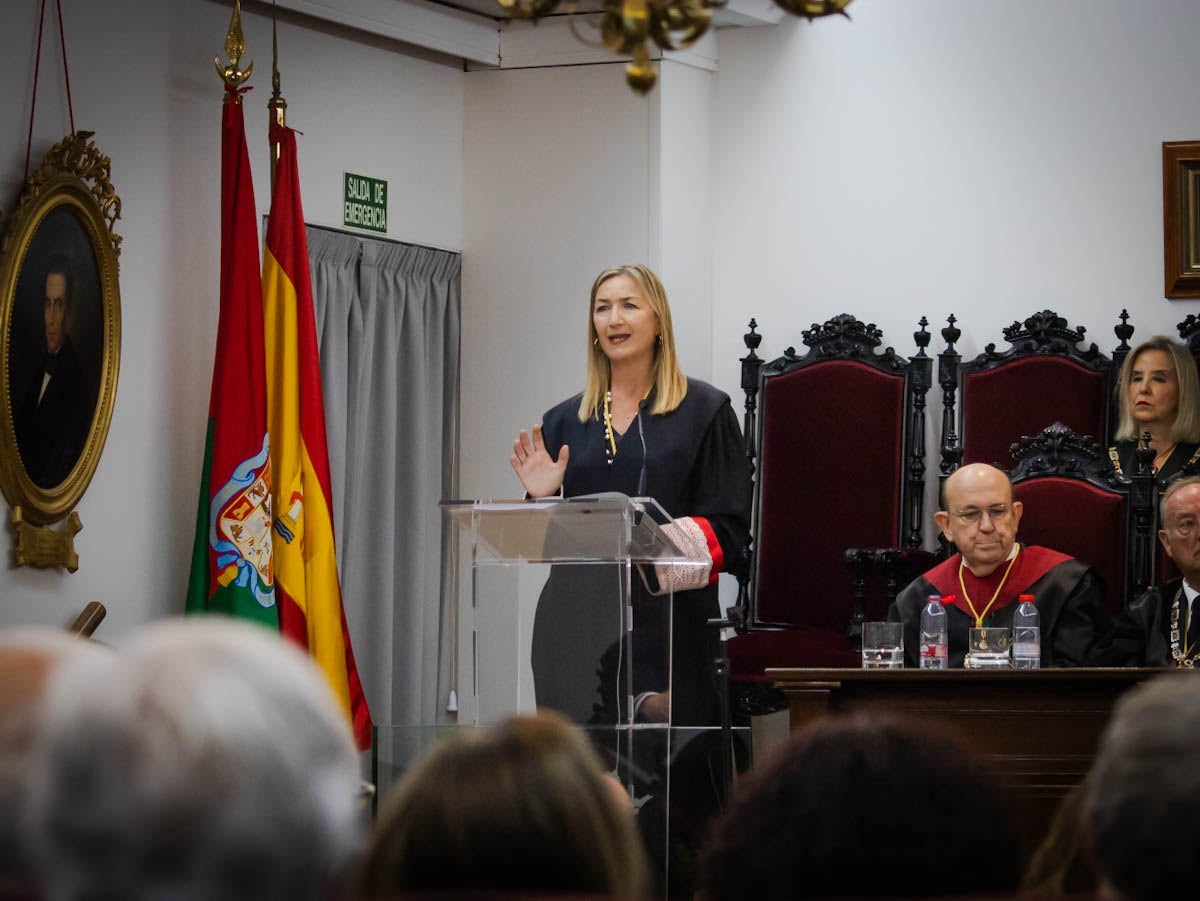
[0,132,121,526]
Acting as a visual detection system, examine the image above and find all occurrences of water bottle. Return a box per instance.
[919,594,948,670]
[1013,593,1041,669]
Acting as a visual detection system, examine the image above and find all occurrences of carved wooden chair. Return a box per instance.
[939,311,1120,483]
[1008,423,1155,615]
[725,315,935,705]
[1176,313,1200,389]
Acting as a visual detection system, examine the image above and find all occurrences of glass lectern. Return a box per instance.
[370,493,715,896]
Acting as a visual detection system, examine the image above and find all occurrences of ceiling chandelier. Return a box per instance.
[496,0,854,94]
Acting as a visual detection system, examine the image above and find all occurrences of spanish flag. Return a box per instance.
[263,121,372,748]
[185,88,276,626]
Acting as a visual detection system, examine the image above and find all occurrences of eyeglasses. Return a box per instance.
[950,505,1013,526]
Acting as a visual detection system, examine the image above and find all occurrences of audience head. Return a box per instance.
[1158,475,1200,586]
[700,714,1022,900]
[934,462,1023,575]
[0,629,109,888]
[25,616,363,901]
[1021,776,1098,896]
[1116,336,1200,443]
[1084,674,1200,901]
[355,710,649,899]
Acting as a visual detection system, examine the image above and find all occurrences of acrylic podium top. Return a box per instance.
[440,493,701,565]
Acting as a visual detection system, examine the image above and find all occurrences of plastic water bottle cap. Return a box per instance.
[1019,594,1034,602]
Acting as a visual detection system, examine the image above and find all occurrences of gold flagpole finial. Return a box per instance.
[215,0,253,89]
[268,1,288,192]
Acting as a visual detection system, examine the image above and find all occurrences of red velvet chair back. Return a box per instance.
[943,311,1114,474]
[963,358,1109,470]
[727,315,933,679]
[754,360,904,628]
[1008,424,1155,615]
[1012,477,1125,616]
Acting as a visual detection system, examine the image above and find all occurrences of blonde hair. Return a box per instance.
[355,711,649,899]
[1115,336,1200,442]
[578,264,688,422]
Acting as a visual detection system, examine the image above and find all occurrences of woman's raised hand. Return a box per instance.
[510,425,569,498]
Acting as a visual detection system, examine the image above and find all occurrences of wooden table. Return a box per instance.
[769,667,1161,850]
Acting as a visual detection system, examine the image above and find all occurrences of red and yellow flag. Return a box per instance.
[186,88,276,626]
[263,121,372,748]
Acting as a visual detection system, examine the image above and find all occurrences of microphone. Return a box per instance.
[636,403,647,498]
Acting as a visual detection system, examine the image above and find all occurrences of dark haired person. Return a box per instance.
[700,714,1023,899]
[14,255,89,487]
[355,712,649,899]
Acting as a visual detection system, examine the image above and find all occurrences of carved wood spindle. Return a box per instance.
[907,317,932,548]
[734,319,763,627]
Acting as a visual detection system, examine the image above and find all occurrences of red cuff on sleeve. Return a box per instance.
[692,516,723,585]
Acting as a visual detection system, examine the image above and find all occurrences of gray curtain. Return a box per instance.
[307,225,460,727]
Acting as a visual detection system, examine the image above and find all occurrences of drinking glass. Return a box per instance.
[966,626,1011,669]
[861,621,904,669]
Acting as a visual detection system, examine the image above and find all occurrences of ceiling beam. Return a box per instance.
[274,0,502,65]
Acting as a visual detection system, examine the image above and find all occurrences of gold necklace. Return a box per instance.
[602,386,650,464]
[602,391,617,464]
[1169,586,1200,668]
[958,544,1021,627]
[1154,443,1177,470]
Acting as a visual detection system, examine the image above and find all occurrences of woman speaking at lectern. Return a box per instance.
[510,264,751,728]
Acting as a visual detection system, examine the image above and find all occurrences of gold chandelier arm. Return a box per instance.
[648,0,712,51]
[772,0,853,19]
[497,0,564,19]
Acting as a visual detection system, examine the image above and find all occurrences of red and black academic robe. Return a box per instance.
[887,545,1106,669]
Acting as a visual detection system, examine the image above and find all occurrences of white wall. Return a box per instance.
[461,62,654,498]
[712,0,1200,405]
[655,61,715,384]
[0,0,463,634]
[711,0,1200,534]
[460,59,715,499]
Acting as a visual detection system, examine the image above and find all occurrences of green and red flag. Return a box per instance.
[186,88,276,625]
[263,121,372,749]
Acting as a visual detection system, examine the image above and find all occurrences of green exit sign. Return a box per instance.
[343,172,387,233]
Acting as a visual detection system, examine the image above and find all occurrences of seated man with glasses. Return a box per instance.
[889,462,1105,668]
[1090,475,1200,667]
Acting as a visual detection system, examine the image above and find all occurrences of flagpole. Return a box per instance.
[268,0,287,195]
[215,0,252,92]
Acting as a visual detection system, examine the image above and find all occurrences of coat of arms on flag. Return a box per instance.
[209,437,275,608]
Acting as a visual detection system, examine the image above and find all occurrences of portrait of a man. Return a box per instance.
[7,207,103,489]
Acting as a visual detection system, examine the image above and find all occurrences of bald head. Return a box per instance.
[943,464,1014,510]
[936,464,1023,576]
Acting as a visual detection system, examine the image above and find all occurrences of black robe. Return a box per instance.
[1087,577,1191,668]
[1110,439,1200,487]
[13,336,90,488]
[888,547,1105,669]
[532,378,751,727]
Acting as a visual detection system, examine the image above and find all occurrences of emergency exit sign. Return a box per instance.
[343,172,387,233]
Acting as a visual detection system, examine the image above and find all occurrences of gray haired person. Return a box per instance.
[0,629,110,894]
[24,617,363,901]
[1084,674,1200,900]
